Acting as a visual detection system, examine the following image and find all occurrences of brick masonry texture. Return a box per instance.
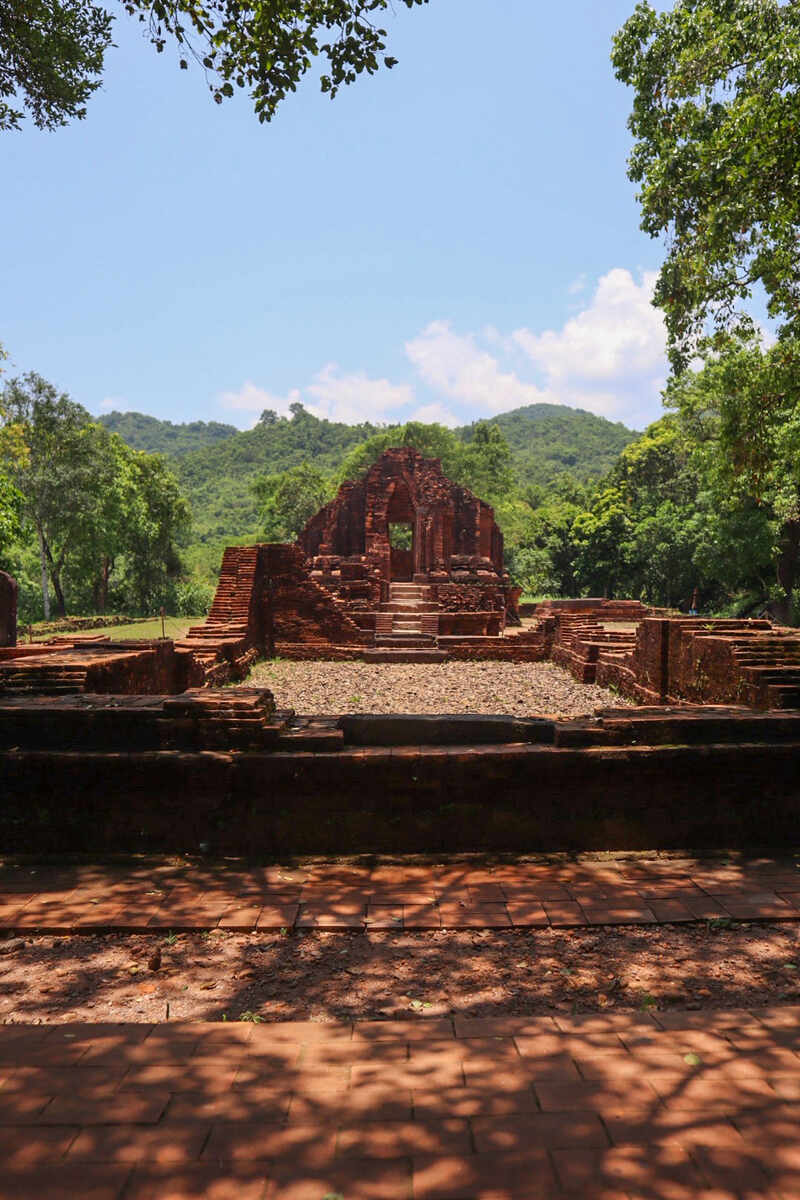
[1,1010,800,1197]
[2,856,800,933]
[2,699,800,853]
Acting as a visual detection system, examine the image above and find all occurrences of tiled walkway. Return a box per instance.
[1,1010,800,1197]
[2,857,800,932]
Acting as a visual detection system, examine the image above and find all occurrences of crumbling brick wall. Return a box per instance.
[260,544,367,648]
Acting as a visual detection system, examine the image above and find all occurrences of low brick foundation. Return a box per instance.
[2,697,799,855]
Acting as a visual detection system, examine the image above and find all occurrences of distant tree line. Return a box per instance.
[0,371,204,622]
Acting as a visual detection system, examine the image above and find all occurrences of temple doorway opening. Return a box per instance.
[389,523,414,581]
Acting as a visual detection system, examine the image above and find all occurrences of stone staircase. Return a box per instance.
[184,546,260,642]
[369,582,445,662]
[0,660,90,696]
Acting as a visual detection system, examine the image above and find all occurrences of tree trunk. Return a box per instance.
[43,541,67,618]
[100,556,110,614]
[775,517,800,626]
[37,529,50,623]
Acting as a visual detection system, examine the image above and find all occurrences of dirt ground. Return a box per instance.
[2,923,798,1025]
[247,660,631,717]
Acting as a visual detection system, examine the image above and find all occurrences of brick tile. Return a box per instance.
[0,1094,67,1124]
[691,1142,772,1191]
[437,905,512,929]
[648,1071,777,1111]
[0,1167,132,1198]
[505,901,549,927]
[365,904,405,929]
[413,1083,538,1119]
[400,905,441,929]
[453,1016,558,1040]
[655,1008,759,1033]
[411,1149,558,1199]
[353,1019,454,1044]
[551,1143,705,1195]
[752,1004,800,1029]
[203,1122,335,1165]
[350,1061,464,1091]
[605,1110,728,1146]
[295,906,365,929]
[466,885,506,902]
[67,1124,209,1164]
[553,1012,658,1033]
[217,907,261,930]
[165,1088,290,1123]
[472,1111,609,1151]
[124,1165,271,1199]
[538,899,585,926]
[0,1126,80,1167]
[333,1084,415,1124]
[582,905,657,926]
[336,1119,471,1159]
[40,1089,170,1126]
[247,1021,353,1046]
[268,1157,412,1200]
[121,1061,241,1092]
[535,1078,661,1112]
[2,1065,128,1096]
[649,899,699,923]
[515,1032,626,1059]
[254,906,299,930]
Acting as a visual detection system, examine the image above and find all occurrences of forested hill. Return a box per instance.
[99,412,239,457]
[101,402,638,549]
[478,405,636,483]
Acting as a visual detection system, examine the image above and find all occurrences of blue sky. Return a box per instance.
[1,0,672,432]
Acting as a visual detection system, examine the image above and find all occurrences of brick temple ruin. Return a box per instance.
[2,445,800,853]
[2,446,800,704]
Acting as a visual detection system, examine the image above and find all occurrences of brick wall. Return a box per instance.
[3,733,799,854]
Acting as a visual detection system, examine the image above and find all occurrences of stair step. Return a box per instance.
[364,649,448,663]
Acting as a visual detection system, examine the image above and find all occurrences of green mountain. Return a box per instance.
[102,403,638,580]
[99,411,239,457]
[476,404,637,484]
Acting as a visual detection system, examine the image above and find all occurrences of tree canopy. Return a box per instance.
[1,0,427,131]
[613,0,800,368]
[0,372,192,618]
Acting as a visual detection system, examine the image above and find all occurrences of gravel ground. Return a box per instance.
[2,924,797,1024]
[247,660,631,718]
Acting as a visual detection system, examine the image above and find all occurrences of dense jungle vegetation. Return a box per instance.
[3,2,800,625]
[2,351,798,625]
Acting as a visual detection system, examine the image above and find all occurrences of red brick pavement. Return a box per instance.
[3,857,800,933]
[0,1010,799,1196]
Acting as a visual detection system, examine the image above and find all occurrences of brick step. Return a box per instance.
[363,649,448,663]
[380,601,440,613]
[767,685,800,710]
[375,635,436,647]
[741,668,800,682]
[555,709,800,747]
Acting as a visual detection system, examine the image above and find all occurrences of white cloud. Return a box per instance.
[217,268,668,434]
[219,380,301,417]
[568,273,588,296]
[305,363,414,424]
[100,396,127,411]
[408,402,460,427]
[405,321,548,414]
[218,367,413,427]
[514,269,666,382]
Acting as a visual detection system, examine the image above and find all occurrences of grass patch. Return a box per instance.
[35,616,203,642]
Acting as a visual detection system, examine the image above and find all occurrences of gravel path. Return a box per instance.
[247,659,630,717]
